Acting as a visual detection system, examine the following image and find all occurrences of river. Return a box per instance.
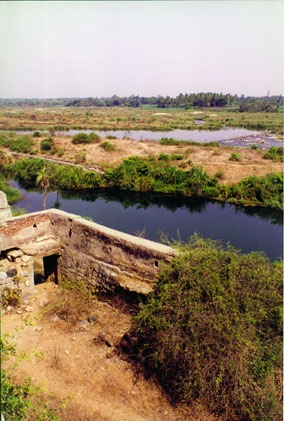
[10,180,283,261]
[4,128,281,148]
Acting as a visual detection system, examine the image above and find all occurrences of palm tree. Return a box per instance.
[36,167,50,210]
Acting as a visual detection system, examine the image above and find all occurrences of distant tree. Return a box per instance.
[48,126,55,136]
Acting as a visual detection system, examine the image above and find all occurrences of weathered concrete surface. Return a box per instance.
[0,205,176,296]
[0,212,53,251]
[0,191,12,220]
[49,209,176,294]
[0,211,60,296]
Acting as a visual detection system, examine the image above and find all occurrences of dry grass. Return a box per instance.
[0,106,283,133]
[25,135,282,185]
[2,282,217,420]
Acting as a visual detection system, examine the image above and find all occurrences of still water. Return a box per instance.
[7,128,281,148]
[11,181,283,261]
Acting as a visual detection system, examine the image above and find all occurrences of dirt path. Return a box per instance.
[2,283,216,421]
[10,152,105,175]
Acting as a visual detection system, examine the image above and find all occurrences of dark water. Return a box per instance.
[5,128,281,148]
[11,180,283,261]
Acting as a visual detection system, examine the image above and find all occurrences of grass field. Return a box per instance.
[0,106,283,134]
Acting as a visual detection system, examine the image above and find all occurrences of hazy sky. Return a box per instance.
[0,1,283,98]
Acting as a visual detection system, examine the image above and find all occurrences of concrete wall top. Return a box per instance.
[1,208,176,257]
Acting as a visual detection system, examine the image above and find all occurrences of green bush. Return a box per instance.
[103,156,218,196]
[263,147,283,162]
[229,151,241,161]
[88,132,101,143]
[1,372,33,420]
[72,133,89,144]
[227,172,283,210]
[133,237,283,420]
[170,154,183,161]
[4,157,101,190]
[0,135,35,154]
[100,141,116,151]
[33,131,42,138]
[72,132,100,144]
[106,135,117,140]
[1,338,61,420]
[158,153,169,161]
[40,137,54,152]
[13,137,34,153]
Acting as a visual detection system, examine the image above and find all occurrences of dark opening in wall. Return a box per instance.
[43,254,59,284]
[34,254,59,285]
[34,258,45,285]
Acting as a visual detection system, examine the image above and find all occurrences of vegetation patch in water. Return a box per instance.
[0,173,21,203]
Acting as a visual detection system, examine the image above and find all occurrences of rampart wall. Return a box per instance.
[0,207,176,296]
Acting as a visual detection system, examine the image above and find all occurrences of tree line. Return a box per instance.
[0,93,282,111]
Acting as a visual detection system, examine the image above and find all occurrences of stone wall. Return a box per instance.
[0,250,35,297]
[0,206,176,297]
[0,211,61,296]
[49,210,176,294]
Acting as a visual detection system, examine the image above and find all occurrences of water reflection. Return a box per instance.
[11,180,283,260]
[60,188,283,225]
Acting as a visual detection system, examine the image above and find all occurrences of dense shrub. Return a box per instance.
[32,131,42,137]
[133,236,283,420]
[0,135,34,154]
[170,154,183,160]
[88,132,101,143]
[3,156,283,210]
[72,132,100,144]
[40,137,54,152]
[227,172,283,210]
[263,146,283,162]
[72,133,89,144]
[229,151,241,161]
[103,157,218,196]
[158,153,169,161]
[4,158,101,190]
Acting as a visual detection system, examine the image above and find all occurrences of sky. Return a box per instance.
[0,1,283,99]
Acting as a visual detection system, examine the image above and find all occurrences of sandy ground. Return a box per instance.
[40,136,282,185]
[2,282,217,421]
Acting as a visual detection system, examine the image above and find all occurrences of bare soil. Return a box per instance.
[2,282,217,421]
[35,135,282,185]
